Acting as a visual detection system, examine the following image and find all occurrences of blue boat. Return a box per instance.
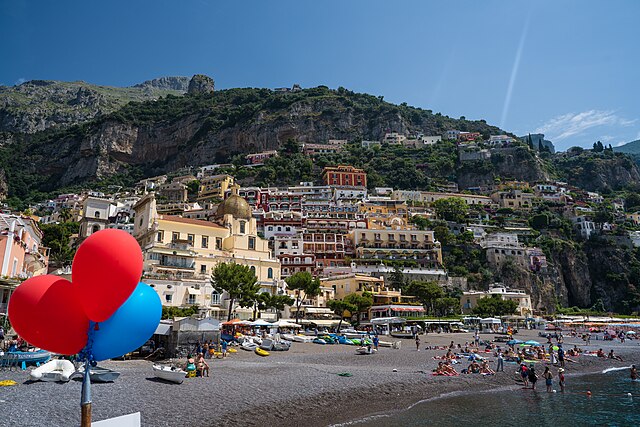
[0,349,51,367]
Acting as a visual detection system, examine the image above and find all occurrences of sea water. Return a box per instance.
[355,370,640,427]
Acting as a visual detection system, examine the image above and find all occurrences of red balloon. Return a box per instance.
[72,229,143,322]
[8,275,89,355]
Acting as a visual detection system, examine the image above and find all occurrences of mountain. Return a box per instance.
[614,139,640,155]
[0,78,188,134]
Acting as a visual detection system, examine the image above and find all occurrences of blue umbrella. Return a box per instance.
[507,339,523,345]
[524,340,541,346]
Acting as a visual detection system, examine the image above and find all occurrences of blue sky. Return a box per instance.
[1,0,638,150]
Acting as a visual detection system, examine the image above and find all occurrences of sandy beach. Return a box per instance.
[2,329,639,427]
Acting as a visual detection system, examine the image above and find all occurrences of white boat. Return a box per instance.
[292,335,314,343]
[241,341,259,351]
[355,346,377,355]
[281,334,296,341]
[379,340,402,349]
[272,341,291,351]
[29,359,75,382]
[260,339,274,351]
[152,364,187,384]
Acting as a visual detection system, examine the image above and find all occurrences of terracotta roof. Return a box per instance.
[160,215,226,229]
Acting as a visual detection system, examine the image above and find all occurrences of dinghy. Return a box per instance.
[78,365,121,383]
[29,359,75,382]
[355,346,377,355]
[241,341,258,351]
[0,349,51,367]
[152,364,187,384]
[255,348,269,357]
[272,341,291,351]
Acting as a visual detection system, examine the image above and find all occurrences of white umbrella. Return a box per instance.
[480,317,501,324]
[273,320,302,328]
[250,319,274,327]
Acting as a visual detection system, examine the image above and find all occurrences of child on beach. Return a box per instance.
[543,367,553,392]
[558,368,565,392]
[518,363,529,387]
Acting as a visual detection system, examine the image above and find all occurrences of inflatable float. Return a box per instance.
[255,348,270,357]
[29,359,75,382]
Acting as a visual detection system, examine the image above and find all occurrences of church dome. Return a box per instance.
[215,192,252,220]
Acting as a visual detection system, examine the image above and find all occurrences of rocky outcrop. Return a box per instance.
[132,76,191,92]
[551,151,640,192]
[187,75,215,95]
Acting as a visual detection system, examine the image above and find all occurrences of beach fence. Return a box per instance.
[153,317,220,358]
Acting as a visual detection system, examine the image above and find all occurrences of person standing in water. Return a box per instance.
[631,365,638,381]
[543,366,553,392]
[558,368,565,393]
[528,365,538,390]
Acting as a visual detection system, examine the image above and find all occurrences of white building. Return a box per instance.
[461,284,532,316]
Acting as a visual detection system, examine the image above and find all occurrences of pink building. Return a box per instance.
[0,215,49,279]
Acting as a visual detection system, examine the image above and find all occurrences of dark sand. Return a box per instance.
[1,330,638,427]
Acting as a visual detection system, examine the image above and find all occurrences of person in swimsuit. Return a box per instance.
[558,368,565,392]
[528,365,538,390]
[631,365,638,381]
[543,366,553,392]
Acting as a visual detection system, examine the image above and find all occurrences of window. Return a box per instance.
[188,294,197,305]
[240,221,246,234]
[388,234,395,241]
[187,234,194,244]
[172,232,180,241]
[200,265,207,274]
[211,291,220,305]
[11,258,18,276]
[92,225,100,234]
[139,216,144,227]
[165,294,173,303]
[202,236,208,248]
[157,231,164,243]
[400,234,406,241]
[248,237,256,250]
[216,238,222,250]
[268,268,273,279]
[94,211,100,219]
[250,266,256,275]
[411,234,417,241]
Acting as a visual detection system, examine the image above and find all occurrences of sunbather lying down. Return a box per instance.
[434,361,459,376]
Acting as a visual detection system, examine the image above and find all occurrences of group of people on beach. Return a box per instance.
[518,363,565,392]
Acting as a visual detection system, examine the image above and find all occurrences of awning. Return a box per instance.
[187,288,199,295]
[302,319,349,327]
[154,323,171,336]
[371,317,406,325]
[304,307,334,314]
[480,317,502,324]
[391,307,425,312]
[250,319,274,327]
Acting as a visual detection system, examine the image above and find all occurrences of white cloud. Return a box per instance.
[14,77,26,85]
[535,110,636,141]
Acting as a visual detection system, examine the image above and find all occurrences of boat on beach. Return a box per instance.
[241,341,259,351]
[0,349,51,367]
[255,348,269,357]
[355,346,377,355]
[29,359,75,382]
[292,335,314,343]
[152,364,187,384]
[77,365,121,383]
[390,331,414,339]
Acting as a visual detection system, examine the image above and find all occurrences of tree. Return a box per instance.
[211,263,259,321]
[529,213,550,230]
[404,281,444,315]
[286,271,322,324]
[343,292,373,325]
[254,292,294,320]
[162,305,199,319]
[433,197,469,223]
[388,264,406,290]
[282,138,300,155]
[472,294,518,317]
[327,299,357,331]
[40,222,79,266]
[527,134,534,150]
[434,297,460,317]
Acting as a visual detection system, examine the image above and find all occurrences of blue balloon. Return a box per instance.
[90,282,161,361]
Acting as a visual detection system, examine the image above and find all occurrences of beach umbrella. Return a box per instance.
[626,331,637,335]
[507,339,522,345]
[524,340,541,346]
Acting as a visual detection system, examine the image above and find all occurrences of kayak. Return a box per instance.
[255,348,269,357]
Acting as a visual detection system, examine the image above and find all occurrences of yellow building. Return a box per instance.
[133,186,282,320]
[198,174,235,201]
[321,274,385,300]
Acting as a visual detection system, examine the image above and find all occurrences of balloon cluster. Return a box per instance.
[8,229,162,362]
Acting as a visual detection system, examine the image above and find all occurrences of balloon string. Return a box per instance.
[78,322,98,366]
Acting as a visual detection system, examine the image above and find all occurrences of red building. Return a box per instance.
[322,165,367,188]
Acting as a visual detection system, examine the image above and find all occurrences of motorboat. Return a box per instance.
[313,338,327,345]
[260,339,274,351]
[355,346,377,355]
[241,341,258,351]
[0,349,51,367]
[152,364,187,384]
[292,335,313,343]
[272,341,291,351]
[379,340,402,349]
[390,331,415,339]
[77,365,121,383]
[29,359,75,382]
[281,334,296,341]
[255,348,269,357]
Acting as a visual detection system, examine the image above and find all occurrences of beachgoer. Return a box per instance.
[449,340,455,349]
[518,363,529,387]
[415,335,420,351]
[373,335,379,351]
[474,330,480,346]
[596,348,605,358]
[203,342,209,358]
[543,367,553,392]
[197,353,209,377]
[496,350,504,372]
[608,350,623,361]
[480,360,495,375]
[528,365,538,390]
[557,345,565,368]
[221,340,228,358]
[586,333,591,345]
[558,368,565,393]
[631,365,637,381]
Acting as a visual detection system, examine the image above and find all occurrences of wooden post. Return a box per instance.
[81,360,92,427]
